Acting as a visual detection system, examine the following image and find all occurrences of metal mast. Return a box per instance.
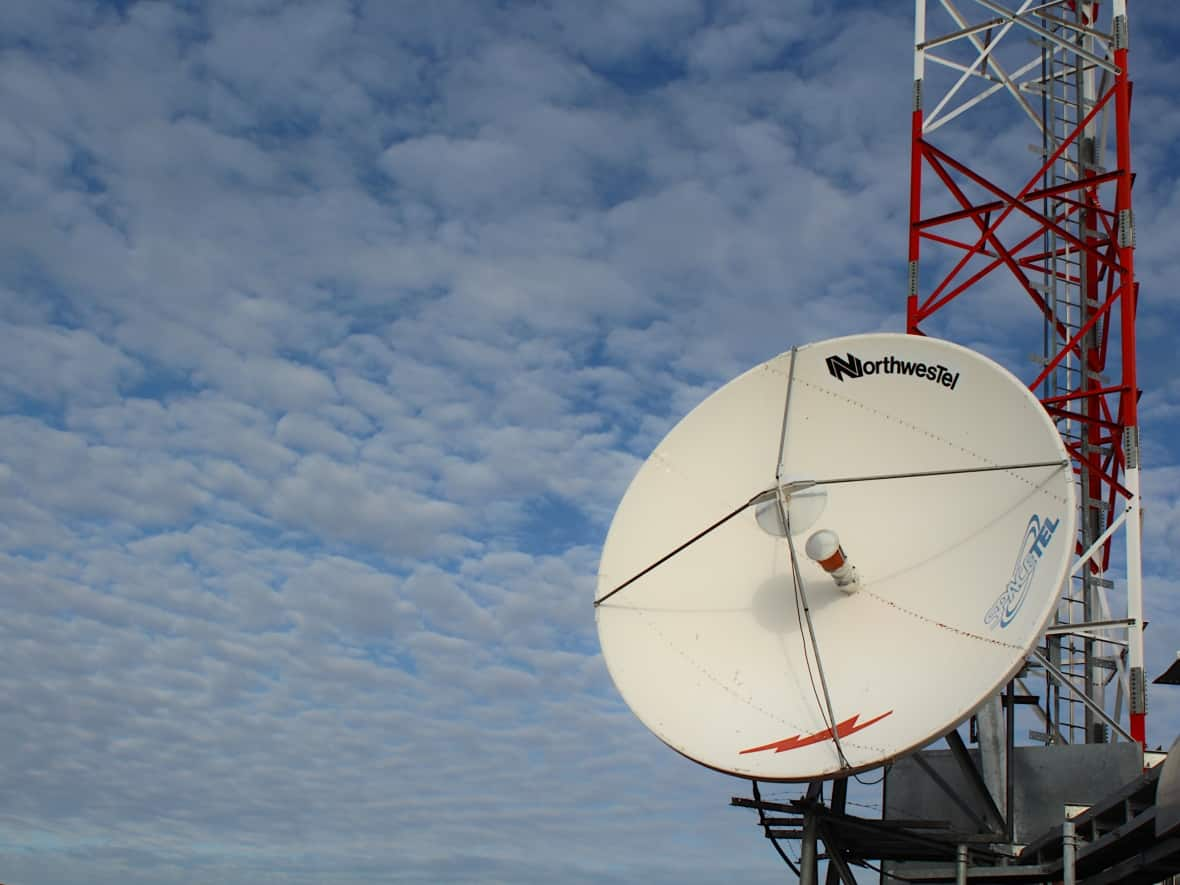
[906,0,1144,747]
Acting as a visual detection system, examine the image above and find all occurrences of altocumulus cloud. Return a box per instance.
[1,1,1180,884]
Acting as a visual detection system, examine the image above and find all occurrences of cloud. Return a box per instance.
[0,1,1177,883]
[0,322,140,407]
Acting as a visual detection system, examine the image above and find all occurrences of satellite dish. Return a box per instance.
[595,333,1075,781]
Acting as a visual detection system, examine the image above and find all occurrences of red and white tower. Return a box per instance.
[907,1,1144,746]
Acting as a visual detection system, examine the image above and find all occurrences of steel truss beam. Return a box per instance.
[908,0,1145,746]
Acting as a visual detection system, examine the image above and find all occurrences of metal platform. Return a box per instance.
[732,737,1180,884]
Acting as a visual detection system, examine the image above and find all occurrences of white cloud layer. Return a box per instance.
[1,1,1179,883]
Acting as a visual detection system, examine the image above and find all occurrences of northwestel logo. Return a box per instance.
[826,352,960,390]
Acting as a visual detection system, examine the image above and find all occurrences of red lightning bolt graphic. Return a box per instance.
[739,710,894,755]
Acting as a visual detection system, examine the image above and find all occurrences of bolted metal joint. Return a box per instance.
[1130,666,1147,715]
[1124,426,1140,469]
[908,260,919,297]
[1118,209,1136,248]
[913,78,923,112]
[1114,15,1129,50]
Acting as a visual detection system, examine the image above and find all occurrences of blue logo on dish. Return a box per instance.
[985,515,1060,630]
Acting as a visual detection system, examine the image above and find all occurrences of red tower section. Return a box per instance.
[906,1,1145,746]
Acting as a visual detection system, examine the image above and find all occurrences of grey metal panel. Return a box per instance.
[1156,736,1180,838]
[885,742,1141,843]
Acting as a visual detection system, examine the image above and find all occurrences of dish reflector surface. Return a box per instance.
[596,333,1075,781]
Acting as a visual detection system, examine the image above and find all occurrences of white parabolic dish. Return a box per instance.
[596,333,1076,781]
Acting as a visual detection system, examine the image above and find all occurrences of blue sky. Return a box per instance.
[1,1,1179,883]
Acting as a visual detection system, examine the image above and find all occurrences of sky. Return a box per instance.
[1,1,1179,883]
